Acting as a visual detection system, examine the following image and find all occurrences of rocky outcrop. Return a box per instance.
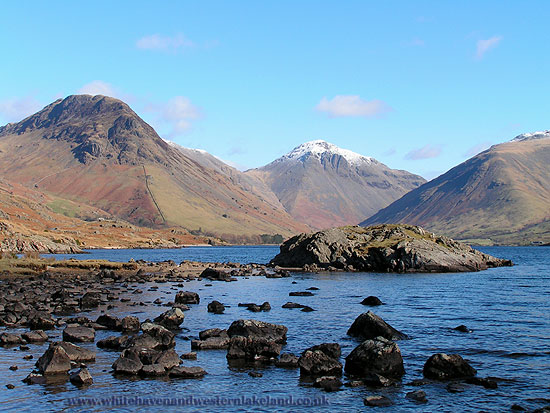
[271,224,512,272]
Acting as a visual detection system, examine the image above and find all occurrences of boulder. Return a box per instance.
[141,322,175,349]
[270,225,512,272]
[0,332,25,346]
[22,330,48,343]
[141,364,166,377]
[154,308,185,329]
[361,296,383,306]
[423,353,477,380]
[175,291,200,305]
[58,342,96,362]
[226,336,283,361]
[276,353,299,368]
[207,300,225,314]
[36,343,71,375]
[347,311,408,340]
[28,312,56,330]
[169,366,207,379]
[313,376,342,392]
[70,368,93,386]
[155,350,181,370]
[80,292,101,308]
[227,319,287,343]
[112,353,143,375]
[121,316,140,333]
[63,326,96,343]
[96,314,122,331]
[298,344,342,377]
[345,337,405,380]
[364,395,393,407]
[192,329,229,350]
[200,268,231,281]
[97,335,131,350]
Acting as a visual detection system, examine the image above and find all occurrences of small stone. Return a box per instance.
[9,365,18,371]
[70,368,93,386]
[453,325,471,333]
[6,384,15,389]
[248,371,263,378]
[361,296,383,306]
[406,390,427,403]
[446,382,465,393]
[511,404,526,411]
[364,395,393,407]
[169,366,207,379]
[180,352,197,360]
[207,301,225,314]
[313,376,342,392]
[63,326,95,343]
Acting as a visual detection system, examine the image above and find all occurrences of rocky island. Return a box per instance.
[270,224,513,272]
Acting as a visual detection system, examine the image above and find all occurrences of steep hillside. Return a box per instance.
[363,131,550,245]
[0,95,308,239]
[247,140,425,230]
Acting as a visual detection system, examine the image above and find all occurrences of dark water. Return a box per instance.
[1,246,549,412]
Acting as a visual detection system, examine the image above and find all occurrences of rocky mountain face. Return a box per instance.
[362,132,550,245]
[270,224,512,272]
[0,95,308,239]
[246,140,425,230]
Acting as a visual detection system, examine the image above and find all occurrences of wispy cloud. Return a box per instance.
[146,96,201,136]
[0,96,42,123]
[77,80,126,100]
[136,33,194,52]
[407,37,425,47]
[476,36,502,59]
[315,95,393,118]
[405,144,443,160]
[464,141,492,157]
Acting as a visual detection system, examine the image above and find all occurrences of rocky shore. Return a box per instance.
[270,224,513,272]
[0,253,537,411]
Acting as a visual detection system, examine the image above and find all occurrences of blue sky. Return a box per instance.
[1,1,549,179]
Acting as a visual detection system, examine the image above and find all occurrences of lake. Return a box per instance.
[1,246,549,412]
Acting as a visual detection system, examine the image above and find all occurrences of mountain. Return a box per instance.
[0,95,308,240]
[246,140,426,230]
[362,131,550,245]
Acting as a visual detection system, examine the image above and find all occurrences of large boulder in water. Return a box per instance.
[348,311,408,340]
[344,337,405,379]
[36,343,71,375]
[298,343,343,376]
[227,319,287,344]
[423,353,477,380]
[270,224,512,272]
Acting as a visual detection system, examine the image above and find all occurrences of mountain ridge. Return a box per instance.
[246,140,426,230]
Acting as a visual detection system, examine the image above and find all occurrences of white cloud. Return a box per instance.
[405,144,443,160]
[315,95,393,118]
[136,33,194,52]
[78,81,121,99]
[464,141,492,157]
[476,36,503,59]
[147,96,201,135]
[0,96,42,123]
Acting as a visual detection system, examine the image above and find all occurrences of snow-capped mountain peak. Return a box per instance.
[279,140,374,165]
[511,130,550,142]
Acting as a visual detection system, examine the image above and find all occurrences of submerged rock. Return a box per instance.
[270,225,513,272]
[70,368,93,386]
[207,300,225,314]
[361,296,383,306]
[36,343,71,375]
[175,291,200,305]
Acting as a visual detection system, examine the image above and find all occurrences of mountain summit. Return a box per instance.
[363,131,550,244]
[246,140,425,230]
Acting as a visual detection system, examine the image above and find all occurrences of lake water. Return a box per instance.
[1,246,549,412]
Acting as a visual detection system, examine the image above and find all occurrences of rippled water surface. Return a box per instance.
[1,246,549,412]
